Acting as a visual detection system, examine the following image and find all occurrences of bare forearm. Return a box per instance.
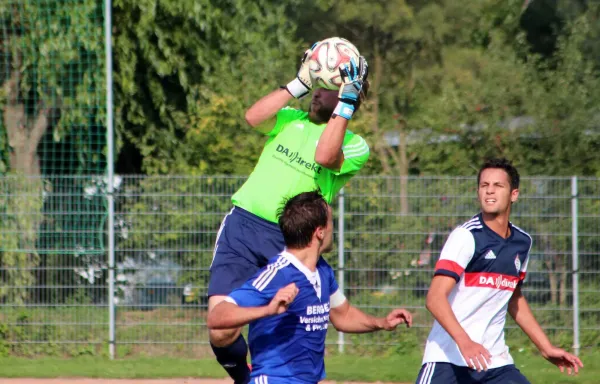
[314,116,348,169]
[332,305,384,333]
[426,292,470,345]
[207,302,271,329]
[508,290,552,353]
[245,88,293,128]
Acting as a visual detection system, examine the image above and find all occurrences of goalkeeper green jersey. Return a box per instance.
[231,107,370,223]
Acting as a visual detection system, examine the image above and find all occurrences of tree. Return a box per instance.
[113,0,303,175]
[0,0,105,175]
[418,6,600,306]
[0,0,106,302]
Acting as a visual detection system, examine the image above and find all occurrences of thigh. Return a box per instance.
[208,209,285,297]
[479,365,531,384]
[211,209,284,270]
[207,255,261,297]
[415,362,470,384]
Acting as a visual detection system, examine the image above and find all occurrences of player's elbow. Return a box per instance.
[314,150,339,169]
[329,314,346,332]
[425,289,441,314]
[206,312,217,329]
[244,109,261,128]
[425,294,434,314]
[206,309,223,329]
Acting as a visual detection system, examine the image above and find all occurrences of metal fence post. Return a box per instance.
[337,188,345,353]
[571,176,580,356]
[105,0,116,360]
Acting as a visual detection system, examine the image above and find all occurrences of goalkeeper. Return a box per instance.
[207,42,370,384]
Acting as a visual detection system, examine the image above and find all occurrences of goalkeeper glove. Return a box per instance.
[285,42,318,99]
[333,56,368,120]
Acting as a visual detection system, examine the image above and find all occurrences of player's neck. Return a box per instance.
[482,212,511,239]
[285,247,319,272]
[308,115,326,125]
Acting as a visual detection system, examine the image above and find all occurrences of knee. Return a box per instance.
[209,327,242,347]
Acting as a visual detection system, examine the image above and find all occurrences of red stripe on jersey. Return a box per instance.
[464,272,520,291]
[519,272,526,281]
[435,260,464,276]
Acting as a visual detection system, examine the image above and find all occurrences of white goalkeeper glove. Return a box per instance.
[333,56,369,120]
[285,42,319,99]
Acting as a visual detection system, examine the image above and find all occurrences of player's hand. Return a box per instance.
[457,339,492,372]
[541,346,584,375]
[267,283,299,315]
[334,56,368,120]
[382,309,413,330]
[285,42,319,99]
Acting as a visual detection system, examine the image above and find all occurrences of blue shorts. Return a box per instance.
[208,206,286,297]
[416,362,530,384]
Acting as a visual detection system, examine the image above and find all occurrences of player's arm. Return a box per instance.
[245,89,293,134]
[315,57,368,171]
[207,283,299,330]
[507,286,553,352]
[245,43,317,134]
[506,252,553,353]
[426,276,474,345]
[329,294,412,333]
[207,300,274,329]
[508,281,583,373]
[315,116,348,170]
[425,227,492,371]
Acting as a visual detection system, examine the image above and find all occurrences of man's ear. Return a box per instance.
[511,188,519,203]
[315,227,325,242]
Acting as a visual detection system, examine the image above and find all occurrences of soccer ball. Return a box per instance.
[308,37,361,90]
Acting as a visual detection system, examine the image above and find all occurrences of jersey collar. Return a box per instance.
[478,212,515,241]
[281,250,322,299]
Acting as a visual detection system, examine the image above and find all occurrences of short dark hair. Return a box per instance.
[477,158,520,190]
[277,191,329,249]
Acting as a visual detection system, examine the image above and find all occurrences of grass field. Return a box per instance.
[0,350,596,384]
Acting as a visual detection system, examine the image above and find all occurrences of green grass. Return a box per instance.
[0,351,597,383]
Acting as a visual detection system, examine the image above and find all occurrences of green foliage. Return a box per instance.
[0,0,106,175]
[0,0,107,306]
[0,176,43,303]
[113,0,303,174]
[116,175,246,289]
[285,0,600,177]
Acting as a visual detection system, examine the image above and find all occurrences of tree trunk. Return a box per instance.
[548,271,558,305]
[544,254,558,305]
[395,60,415,215]
[559,255,568,306]
[399,130,409,214]
[1,66,47,304]
[370,45,392,175]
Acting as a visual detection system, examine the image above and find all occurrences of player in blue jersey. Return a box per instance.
[208,191,413,384]
[416,158,583,384]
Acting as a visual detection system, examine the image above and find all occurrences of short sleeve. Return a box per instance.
[227,281,272,307]
[326,262,346,308]
[434,227,476,282]
[266,107,306,137]
[518,238,533,286]
[329,266,339,296]
[316,258,346,308]
[335,134,370,176]
[227,264,287,307]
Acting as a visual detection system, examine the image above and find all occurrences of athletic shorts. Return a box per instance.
[250,374,319,384]
[416,362,530,384]
[207,206,286,297]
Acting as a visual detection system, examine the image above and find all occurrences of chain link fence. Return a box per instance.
[1,175,598,357]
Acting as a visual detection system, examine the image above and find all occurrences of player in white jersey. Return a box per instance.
[416,158,584,384]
